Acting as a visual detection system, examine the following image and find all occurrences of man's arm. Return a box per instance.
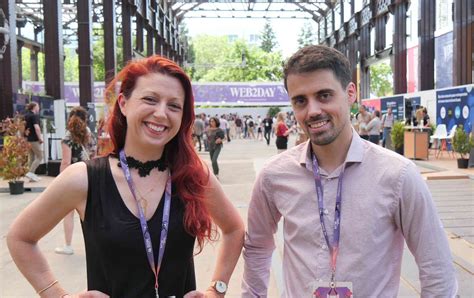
[396,163,457,296]
[34,123,43,143]
[242,170,281,297]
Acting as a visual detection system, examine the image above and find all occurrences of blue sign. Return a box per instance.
[436,86,473,133]
[381,96,404,121]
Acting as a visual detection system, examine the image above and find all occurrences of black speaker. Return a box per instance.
[47,160,61,177]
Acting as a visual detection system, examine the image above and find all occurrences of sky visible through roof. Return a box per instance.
[184,17,316,58]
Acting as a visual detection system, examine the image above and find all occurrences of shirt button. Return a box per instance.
[322,244,327,250]
[324,209,329,215]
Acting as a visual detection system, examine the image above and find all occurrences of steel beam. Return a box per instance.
[0,0,18,119]
[103,0,116,85]
[43,0,64,100]
[392,0,407,94]
[453,0,473,85]
[418,0,435,90]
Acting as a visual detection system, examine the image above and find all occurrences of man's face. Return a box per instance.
[387,107,392,114]
[287,69,356,146]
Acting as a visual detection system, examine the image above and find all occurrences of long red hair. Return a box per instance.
[105,55,214,252]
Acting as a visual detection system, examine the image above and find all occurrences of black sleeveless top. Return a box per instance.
[81,157,196,297]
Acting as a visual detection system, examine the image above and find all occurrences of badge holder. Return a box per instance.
[312,281,353,298]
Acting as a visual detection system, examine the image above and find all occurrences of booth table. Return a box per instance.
[404,127,430,160]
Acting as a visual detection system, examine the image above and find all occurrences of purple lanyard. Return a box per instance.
[311,150,346,280]
[119,150,171,298]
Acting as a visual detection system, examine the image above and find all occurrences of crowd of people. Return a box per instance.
[5,46,456,297]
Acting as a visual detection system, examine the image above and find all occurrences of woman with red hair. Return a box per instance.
[7,56,244,297]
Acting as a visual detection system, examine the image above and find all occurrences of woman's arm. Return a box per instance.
[203,172,245,297]
[60,142,72,173]
[215,129,225,144]
[282,124,292,137]
[6,162,97,297]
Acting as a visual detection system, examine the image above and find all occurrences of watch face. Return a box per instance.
[215,281,227,293]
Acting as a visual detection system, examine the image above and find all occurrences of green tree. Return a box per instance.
[268,106,281,118]
[64,47,79,82]
[370,62,393,97]
[21,48,45,82]
[297,22,316,49]
[190,35,231,81]
[187,34,283,82]
[91,30,123,82]
[260,20,277,53]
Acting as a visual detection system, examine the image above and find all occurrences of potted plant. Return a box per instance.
[0,117,31,195]
[391,121,405,155]
[452,126,473,169]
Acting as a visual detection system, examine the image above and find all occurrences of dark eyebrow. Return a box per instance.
[315,89,334,96]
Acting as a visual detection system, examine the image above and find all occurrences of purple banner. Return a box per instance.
[22,81,290,106]
[192,83,289,106]
[23,81,106,103]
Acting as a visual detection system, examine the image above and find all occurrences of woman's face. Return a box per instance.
[209,119,217,128]
[118,72,185,152]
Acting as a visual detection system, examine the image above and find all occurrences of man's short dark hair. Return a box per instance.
[283,45,352,91]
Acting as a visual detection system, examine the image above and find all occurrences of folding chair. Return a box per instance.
[438,125,457,158]
[430,124,447,158]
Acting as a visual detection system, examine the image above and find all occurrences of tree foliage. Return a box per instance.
[260,20,278,53]
[268,106,281,118]
[21,48,45,82]
[297,22,317,49]
[370,62,393,97]
[189,35,283,82]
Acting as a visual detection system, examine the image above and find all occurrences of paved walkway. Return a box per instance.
[1,135,473,297]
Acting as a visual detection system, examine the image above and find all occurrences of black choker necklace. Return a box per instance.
[118,155,167,177]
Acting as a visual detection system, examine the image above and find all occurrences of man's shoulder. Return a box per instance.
[364,141,413,170]
[260,144,306,176]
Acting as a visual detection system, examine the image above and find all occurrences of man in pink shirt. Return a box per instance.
[242,45,457,297]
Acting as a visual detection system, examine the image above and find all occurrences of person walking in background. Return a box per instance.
[247,116,256,139]
[207,117,226,179]
[262,114,273,146]
[193,113,205,151]
[7,55,244,297]
[235,116,243,139]
[275,112,292,153]
[220,114,231,142]
[55,107,94,255]
[367,110,382,145]
[356,104,371,140]
[256,115,263,141]
[422,107,431,127]
[242,45,457,297]
[381,107,394,147]
[24,102,44,182]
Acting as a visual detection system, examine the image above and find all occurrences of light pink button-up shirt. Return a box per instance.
[242,131,457,297]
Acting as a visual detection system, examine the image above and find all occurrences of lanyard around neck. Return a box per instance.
[311,149,346,276]
[119,150,171,297]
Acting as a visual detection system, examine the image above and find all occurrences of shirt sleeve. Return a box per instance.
[242,168,281,297]
[395,163,458,297]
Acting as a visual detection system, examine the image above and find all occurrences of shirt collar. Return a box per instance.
[299,127,365,170]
